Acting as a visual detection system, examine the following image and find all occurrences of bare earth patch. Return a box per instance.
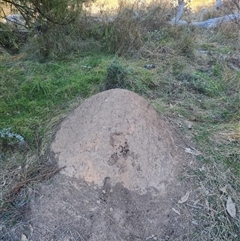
[4,89,199,240]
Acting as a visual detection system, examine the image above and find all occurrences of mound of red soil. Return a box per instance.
[28,89,193,240]
[52,89,181,194]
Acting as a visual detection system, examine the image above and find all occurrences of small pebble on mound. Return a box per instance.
[51,89,183,194]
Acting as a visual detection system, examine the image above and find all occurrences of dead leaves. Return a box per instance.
[220,186,237,218]
[177,187,237,220]
[226,196,236,218]
[178,191,190,204]
[184,147,202,156]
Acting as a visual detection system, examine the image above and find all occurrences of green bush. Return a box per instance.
[0,23,27,54]
[104,61,130,90]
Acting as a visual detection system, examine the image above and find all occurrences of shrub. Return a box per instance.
[23,17,101,61]
[0,0,95,59]
[101,8,143,56]
[100,0,172,56]
[104,61,130,90]
[0,22,28,54]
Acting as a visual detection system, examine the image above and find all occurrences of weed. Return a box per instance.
[177,34,195,58]
[102,9,143,55]
[191,71,224,97]
[104,60,130,90]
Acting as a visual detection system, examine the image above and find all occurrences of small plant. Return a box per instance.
[178,34,195,58]
[189,71,223,97]
[104,61,130,90]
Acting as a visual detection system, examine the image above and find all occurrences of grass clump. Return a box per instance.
[104,60,130,90]
[101,8,143,55]
[0,56,108,144]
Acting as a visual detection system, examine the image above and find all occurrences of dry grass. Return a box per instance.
[175,159,240,240]
[195,0,240,21]
[140,16,240,238]
[96,0,174,56]
[0,160,63,226]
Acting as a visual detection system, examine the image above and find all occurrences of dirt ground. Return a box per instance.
[1,89,201,241]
